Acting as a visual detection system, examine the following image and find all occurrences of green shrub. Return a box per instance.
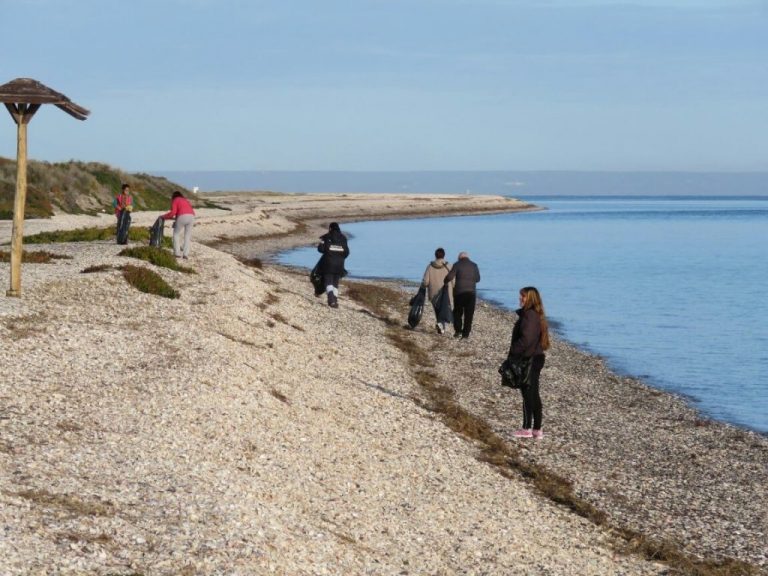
[22,225,170,247]
[24,226,115,244]
[118,246,195,273]
[121,264,179,298]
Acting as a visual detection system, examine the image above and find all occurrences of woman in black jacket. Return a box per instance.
[317,222,350,308]
[508,286,550,439]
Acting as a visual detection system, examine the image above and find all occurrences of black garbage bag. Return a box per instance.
[116,210,131,245]
[148,216,165,247]
[408,286,427,328]
[309,260,325,297]
[433,285,453,326]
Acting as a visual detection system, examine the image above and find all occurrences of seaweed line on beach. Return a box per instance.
[344,278,764,576]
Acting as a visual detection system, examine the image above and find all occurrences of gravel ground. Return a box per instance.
[1,240,669,575]
[1,194,765,575]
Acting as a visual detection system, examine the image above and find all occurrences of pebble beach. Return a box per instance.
[1,193,766,575]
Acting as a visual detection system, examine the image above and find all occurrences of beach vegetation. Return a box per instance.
[348,282,760,576]
[0,156,225,218]
[239,256,263,269]
[118,246,195,273]
[121,264,180,299]
[81,264,114,274]
[269,389,290,404]
[21,224,174,248]
[206,219,308,249]
[13,488,114,517]
[345,280,402,325]
[0,249,71,263]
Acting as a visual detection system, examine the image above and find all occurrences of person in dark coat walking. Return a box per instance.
[316,222,350,308]
[443,251,480,339]
[508,286,550,439]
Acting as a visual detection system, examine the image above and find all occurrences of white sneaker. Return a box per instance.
[436,323,444,334]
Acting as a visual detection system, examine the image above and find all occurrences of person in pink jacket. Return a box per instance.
[161,191,196,259]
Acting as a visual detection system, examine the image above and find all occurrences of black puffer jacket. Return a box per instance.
[317,230,350,275]
[444,257,480,295]
[508,308,544,358]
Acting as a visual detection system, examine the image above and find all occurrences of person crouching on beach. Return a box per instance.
[161,191,196,259]
[316,222,350,308]
[421,247,453,334]
[509,286,550,439]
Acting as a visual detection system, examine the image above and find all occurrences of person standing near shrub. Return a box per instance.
[443,251,480,339]
[316,222,349,308]
[161,191,196,259]
[509,286,550,439]
[113,183,133,245]
[421,247,453,334]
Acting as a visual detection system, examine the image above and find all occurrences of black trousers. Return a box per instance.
[453,291,477,337]
[520,354,546,429]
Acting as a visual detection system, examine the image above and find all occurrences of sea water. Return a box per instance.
[279,196,768,434]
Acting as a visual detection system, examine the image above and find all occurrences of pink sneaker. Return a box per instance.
[513,428,533,438]
[531,429,544,439]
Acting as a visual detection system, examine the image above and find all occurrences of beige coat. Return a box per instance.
[422,259,453,304]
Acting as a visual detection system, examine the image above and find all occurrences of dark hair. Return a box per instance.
[121,184,130,192]
[172,191,184,199]
[329,222,340,232]
[435,247,445,259]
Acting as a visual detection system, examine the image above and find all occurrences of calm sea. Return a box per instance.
[279,196,768,434]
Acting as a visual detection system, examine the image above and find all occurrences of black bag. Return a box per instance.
[499,356,533,389]
[408,286,426,328]
[309,261,324,297]
[434,285,453,326]
[148,216,165,247]
[116,210,131,245]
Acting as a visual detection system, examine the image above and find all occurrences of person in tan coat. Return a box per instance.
[421,247,454,334]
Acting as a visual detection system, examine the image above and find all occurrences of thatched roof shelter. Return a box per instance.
[1,77,89,297]
[0,77,89,120]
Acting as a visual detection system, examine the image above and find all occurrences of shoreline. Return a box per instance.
[1,192,766,574]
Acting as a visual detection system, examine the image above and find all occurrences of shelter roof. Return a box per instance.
[0,77,89,120]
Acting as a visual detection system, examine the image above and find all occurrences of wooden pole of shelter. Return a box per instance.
[5,103,38,297]
[0,79,88,298]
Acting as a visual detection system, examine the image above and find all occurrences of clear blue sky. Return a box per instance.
[1,0,766,172]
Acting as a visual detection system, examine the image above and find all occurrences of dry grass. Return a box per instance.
[348,285,761,576]
[81,264,114,274]
[345,280,403,324]
[0,249,72,263]
[3,312,47,340]
[14,489,114,517]
[56,420,83,432]
[206,219,309,249]
[269,311,305,331]
[55,531,113,545]
[269,389,290,404]
[216,331,257,347]
[239,256,263,269]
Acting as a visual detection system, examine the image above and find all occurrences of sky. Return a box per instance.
[1,0,767,172]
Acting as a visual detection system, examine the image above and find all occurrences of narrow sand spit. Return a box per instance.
[1,192,765,575]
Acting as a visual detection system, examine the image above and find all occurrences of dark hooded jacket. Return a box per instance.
[317,229,350,275]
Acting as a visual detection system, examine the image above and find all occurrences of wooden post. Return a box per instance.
[5,103,37,297]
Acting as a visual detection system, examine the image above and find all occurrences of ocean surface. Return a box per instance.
[278,196,768,434]
[161,170,768,197]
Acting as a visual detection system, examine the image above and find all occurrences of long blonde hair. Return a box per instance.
[520,286,550,351]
